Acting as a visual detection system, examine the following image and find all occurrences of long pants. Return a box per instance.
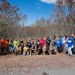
[21,49,23,55]
[73,44,75,54]
[68,47,72,56]
[63,44,67,53]
[1,47,5,55]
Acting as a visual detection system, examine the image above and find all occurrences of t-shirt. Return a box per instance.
[55,39,62,47]
[9,43,14,51]
[13,40,18,47]
[46,38,51,44]
[67,38,74,48]
[62,37,68,44]
[23,47,29,52]
[1,39,6,48]
[27,42,32,48]
[40,39,45,47]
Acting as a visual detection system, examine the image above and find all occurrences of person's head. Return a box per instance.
[71,33,75,38]
[41,37,43,40]
[32,41,34,44]
[64,34,67,39]
[28,38,31,42]
[58,36,61,39]
[47,36,49,39]
[25,43,28,47]
[15,38,18,41]
[20,40,23,43]
[54,36,56,40]
[7,39,9,42]
[68,35,72,38]
[2,37,5,40]
[37,38,40,41]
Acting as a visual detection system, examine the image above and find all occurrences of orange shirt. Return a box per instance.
[1,39,6,48]
[6,41,9,47]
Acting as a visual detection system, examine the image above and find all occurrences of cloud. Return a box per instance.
[35,2,41,6]
[37,6,41,9]
[35,2,40,5]
[40,0,57,4]
[35,2,41,10]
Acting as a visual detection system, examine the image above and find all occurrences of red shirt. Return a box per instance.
[40,39,45,47]
[1,39,6,48]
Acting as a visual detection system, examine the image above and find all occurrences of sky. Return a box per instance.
[7,0,57,25]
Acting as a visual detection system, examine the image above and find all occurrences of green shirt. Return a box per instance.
[13,40,18,47]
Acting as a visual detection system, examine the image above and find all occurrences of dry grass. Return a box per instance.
[0,53,75,74]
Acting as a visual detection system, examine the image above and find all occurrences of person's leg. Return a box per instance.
[27,51,30,55]
[40,47,43,54]
[21,49,23,55]
[47,46,50,55]
[6,46,9,54]
[1,47,4,55]
[36,45,38,52]
[68,47,72,56]
[23,52,25,55]
[73,45,75,54]
[38,49,40,55]
[13,47,16,55]
[63,44,66,53]
[25,52,27,55]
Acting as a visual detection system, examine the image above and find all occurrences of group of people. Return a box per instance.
[0,33,75,56]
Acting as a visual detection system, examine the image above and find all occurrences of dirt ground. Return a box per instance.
[0,53,75,75]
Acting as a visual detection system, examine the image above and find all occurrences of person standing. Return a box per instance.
[23,44,30,56]
[39,37,45,54]
[0,37,2,54]
[46,36,51,47]
[67,35,74,56]
[40,37,45,48]
[62,34,68,54]
[45,36,51,55]
[71,33,75,54]
[27,38,32,55]
[30,41,36,55]
[13,38,19,55]
[1,37,6,55]
[36,38,40,52]
[20,40,24,55]
[55,36,63,53]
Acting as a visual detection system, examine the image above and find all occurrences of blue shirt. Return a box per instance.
[46,38,51,44]
[67,38,74,48]
[55,39,62,47]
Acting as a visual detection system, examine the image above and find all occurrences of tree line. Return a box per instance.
[0,0,75,39]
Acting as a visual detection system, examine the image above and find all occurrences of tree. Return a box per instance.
[0,0,27,38]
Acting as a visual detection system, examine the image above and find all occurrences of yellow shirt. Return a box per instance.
[23,47,29,52]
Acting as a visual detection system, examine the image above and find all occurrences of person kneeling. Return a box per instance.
[50,43,56,55]
[23,44,30,56]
